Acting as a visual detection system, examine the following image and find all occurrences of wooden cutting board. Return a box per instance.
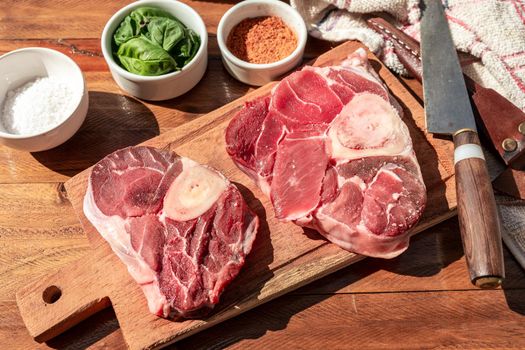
[16,41,457,350]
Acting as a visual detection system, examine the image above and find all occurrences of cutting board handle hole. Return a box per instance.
[42,285,61,304]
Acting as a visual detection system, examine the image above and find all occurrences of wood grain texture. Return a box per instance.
[16,42,457,350]
[299,217,525,295]
[453,130,505,287]
[0,183,89,300]
[17,247,112,342]
[2,1,524,349]
[177,289,525,350]
[0,0,230,39]
[5,218,525,350]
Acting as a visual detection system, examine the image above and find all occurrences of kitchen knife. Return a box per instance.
[420,0,504,288]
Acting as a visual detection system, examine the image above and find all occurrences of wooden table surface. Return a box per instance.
[1,1,525,349]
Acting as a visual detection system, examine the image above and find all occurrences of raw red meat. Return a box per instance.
[271,135,328,220]
[226,48,426,258]
[271,70,343,127]
[84,146,259,318]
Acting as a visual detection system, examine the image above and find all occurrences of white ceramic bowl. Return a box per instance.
[217,0,307,86]
[101,0,208,101]
[0,47,88,152]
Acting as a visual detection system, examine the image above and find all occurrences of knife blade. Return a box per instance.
[420,0,505,288]
[421,1,476,135]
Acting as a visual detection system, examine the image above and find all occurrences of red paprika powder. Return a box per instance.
[226,16,298,64]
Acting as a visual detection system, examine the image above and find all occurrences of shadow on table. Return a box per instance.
[32,91,160,177]
[146,48,252,114]
[503,256,525,316]
[45,307,121,350]
[42,223,525,350]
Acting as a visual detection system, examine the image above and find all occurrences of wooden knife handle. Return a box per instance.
[453,129,505,288]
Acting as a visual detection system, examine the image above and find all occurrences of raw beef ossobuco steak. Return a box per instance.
[226,48,426,258]
[84,146,259,318]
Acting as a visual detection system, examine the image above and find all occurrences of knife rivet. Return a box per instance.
[502,138,518,152]
[519,122,525,135]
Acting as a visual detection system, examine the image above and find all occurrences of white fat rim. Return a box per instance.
[454,143,485,164]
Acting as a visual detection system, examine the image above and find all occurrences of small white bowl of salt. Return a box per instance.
[0,47,88,152]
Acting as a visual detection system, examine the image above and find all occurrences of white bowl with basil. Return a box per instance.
[101,0,208,101]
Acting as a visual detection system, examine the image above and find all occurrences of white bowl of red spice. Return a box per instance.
[217,0,307,86]
[0,47,88,152]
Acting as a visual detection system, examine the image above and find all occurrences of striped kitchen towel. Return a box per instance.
[291,0,525,112]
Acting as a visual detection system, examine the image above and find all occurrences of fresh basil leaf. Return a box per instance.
[116,36,176,76]
[113,6,201,74]
[184,29,201,65]
[130,6,175,31]
[173,29,200,67]
[113,15,139,46]
[147,17,185,52]
[178,37,191,58]
[173,36,190,68]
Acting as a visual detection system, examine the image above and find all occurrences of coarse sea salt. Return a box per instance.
[0,76,79,135]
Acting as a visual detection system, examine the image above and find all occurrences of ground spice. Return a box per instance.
[227,16,297,64]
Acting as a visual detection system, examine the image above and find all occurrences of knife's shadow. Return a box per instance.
[502,254,525,316]
[503,291,525,316]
